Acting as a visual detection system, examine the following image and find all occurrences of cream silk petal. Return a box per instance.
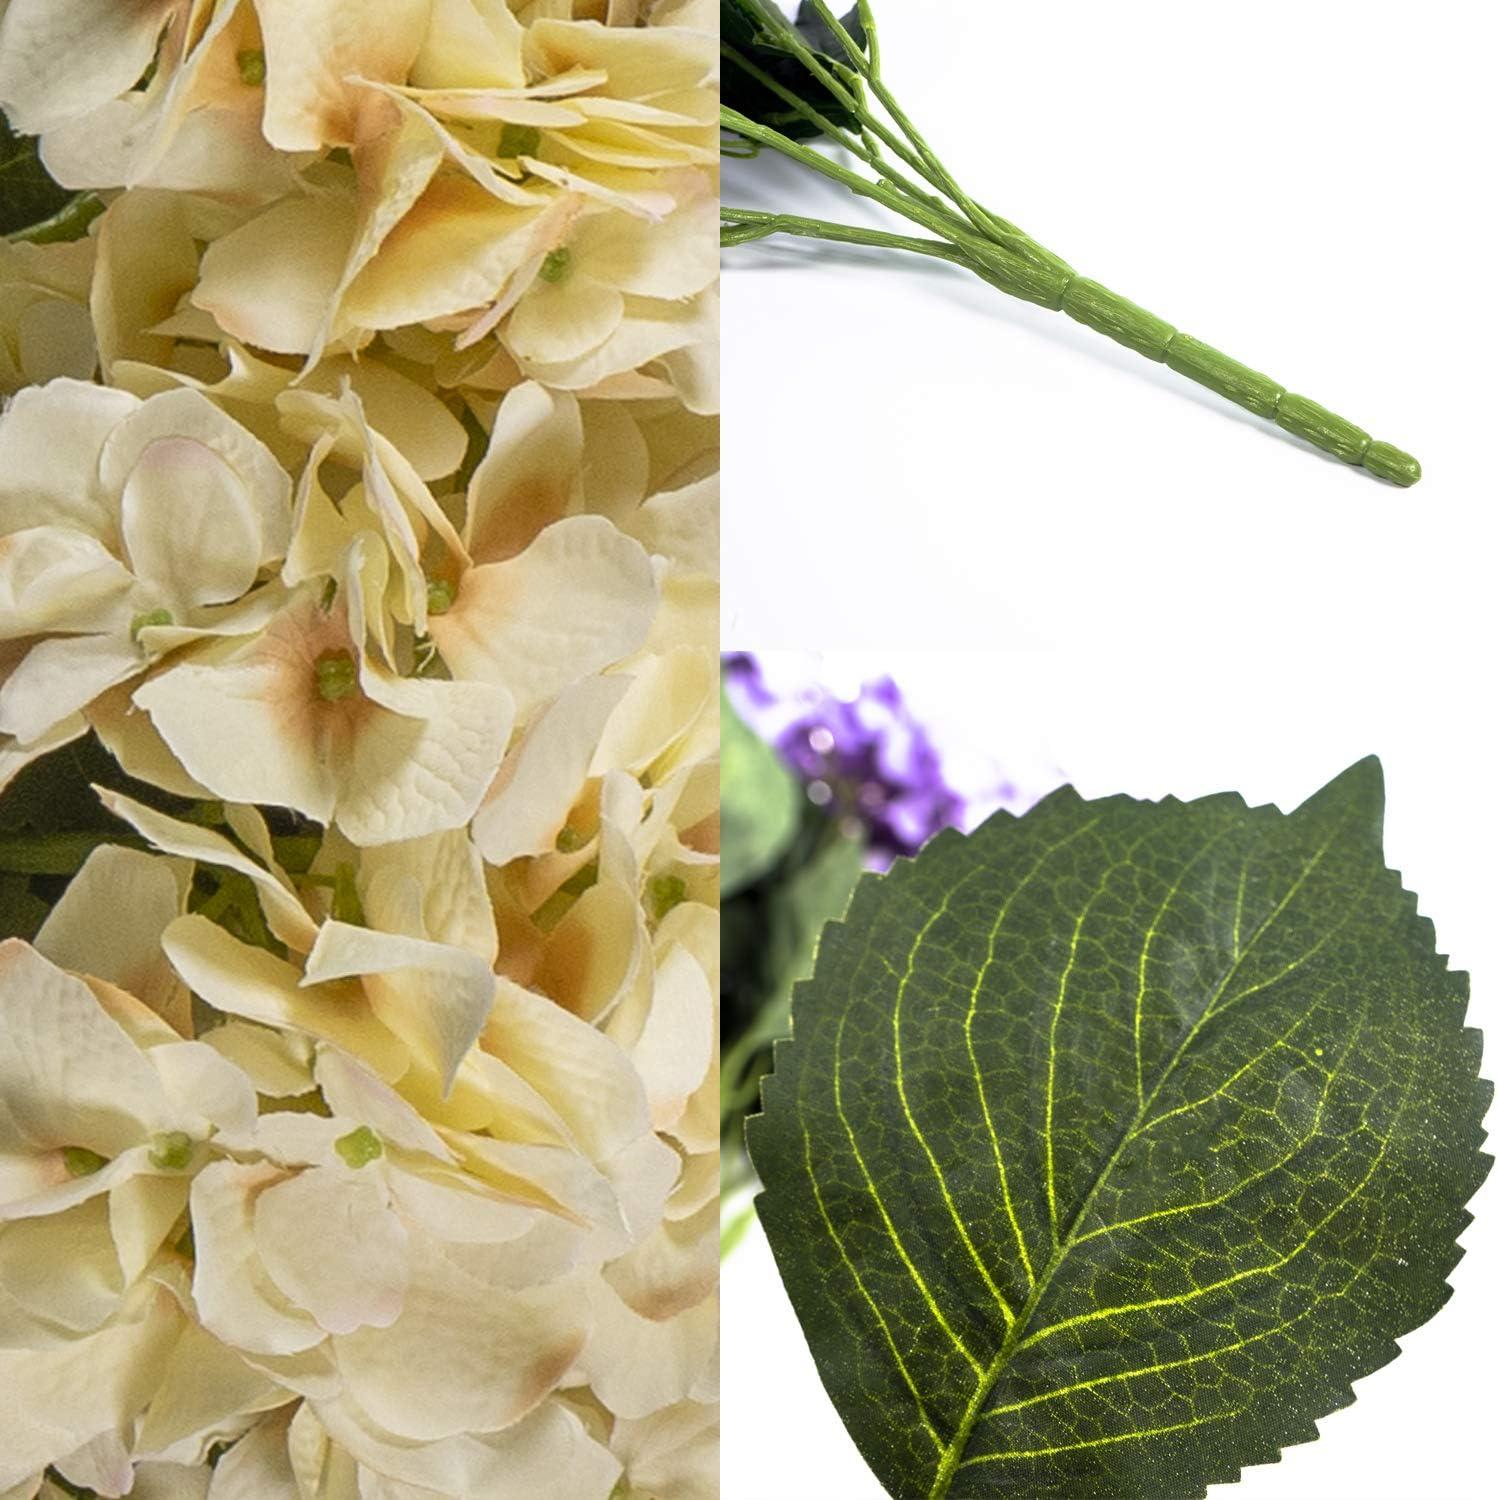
[429,516,657,720]
[0,940,170,1158]
[96,790,319,955]
[302,922,497,1096]
[340,178,565,335]
[0,1279,183,1491]
[578,1281,718,1422]
[0,0,176,135]
[571,193,718,301]
[409,0,525,90]
[464,382,583,564]
[161,915,410,1082]
[333,1243,586,1443]
[0,379,137,538]
[0,526,135,639]
[189,1159,327,1357]
[310,1395,619,1500]
[34,844,189,1021]
[338,668,515,848]
[0,633,144,745]
[254,1167,411,1336]
[254,0,433,151]
[120,437,263,613]
[100,387,294,566]
[486,980,650,1168]
[505,275,625,367]
[194,195,362,356]
[357,831,498,963]
[131,607,341,827]
[472,674,631,867]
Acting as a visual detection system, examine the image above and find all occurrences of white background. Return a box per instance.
[721,1,1497,1494]
[722,652,1497,1500]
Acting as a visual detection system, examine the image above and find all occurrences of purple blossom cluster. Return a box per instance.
[724,653,965,865]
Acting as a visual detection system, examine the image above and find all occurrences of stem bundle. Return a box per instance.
[722,0,1420,485]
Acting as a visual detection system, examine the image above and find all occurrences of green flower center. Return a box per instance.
[555,823,588,854]
[539,247,572,284]
[62,1146,108,1178]
[335,1125,383,1168]
[647,873,688,921]
[315,650,359,702]
[237,49,267,86]
[426,578,455,616]
[149,1131,194,1171]
[130,608,174,640]
[498,124,541,159]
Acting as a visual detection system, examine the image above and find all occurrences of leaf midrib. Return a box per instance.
[923,818,1353,1499]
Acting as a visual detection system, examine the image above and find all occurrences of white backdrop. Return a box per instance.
[721,650,1497,1500]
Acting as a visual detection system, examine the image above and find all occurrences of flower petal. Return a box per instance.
[0,526,134,640]
[0,379,138,539]
[430,516,656,720]
[303,922,496,1096]
[464,382,582,564]
[189,1159,325,1356]
[0,633,142,745]
[473,674,630,867]
[339,669,515,848]
[118,439,261,611]
[97,789,319,955]
[0,940,169,1159]
[255,1167,410,1335]
[161,915,409,1082]
[132,605,341,829]
[333,1237,586,1441]
[506,273,624,367]
[0,0,175,134]
[35,844,189,1027]
[256,0,431,151]
[194,194,360,356]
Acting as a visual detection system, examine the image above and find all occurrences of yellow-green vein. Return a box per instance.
[833,1013,984,1374]
[801,1124,944,1452]
[966,815,1103,1289]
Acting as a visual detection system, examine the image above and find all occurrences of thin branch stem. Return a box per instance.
[721,207,975,270]
[720,108,1013,273]
[736,0,983,230]
[722,40,978,246]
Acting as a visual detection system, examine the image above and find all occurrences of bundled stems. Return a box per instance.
[722,0,1420,485]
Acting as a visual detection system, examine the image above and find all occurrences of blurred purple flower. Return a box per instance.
[723,654,966,866]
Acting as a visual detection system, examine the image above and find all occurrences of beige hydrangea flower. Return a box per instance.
[0,941,281,1491]
[0,378,294,784]
[0,0,718,1485]
[0,0,426,195]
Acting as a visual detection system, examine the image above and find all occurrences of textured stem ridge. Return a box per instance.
[1056,279,1420,484]
[722,0,1421,485]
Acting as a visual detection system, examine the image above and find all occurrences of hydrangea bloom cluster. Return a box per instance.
[0,3,717,1495]
[723,653,962,865]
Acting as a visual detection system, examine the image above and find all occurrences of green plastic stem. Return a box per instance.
[721,0,1421,486]
[1056,278,1420,484]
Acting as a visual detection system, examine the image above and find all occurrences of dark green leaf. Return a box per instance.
[0,116,76,236]
[721,691,802,897]
[722,0,867,141]
[750,758,1490,1499]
